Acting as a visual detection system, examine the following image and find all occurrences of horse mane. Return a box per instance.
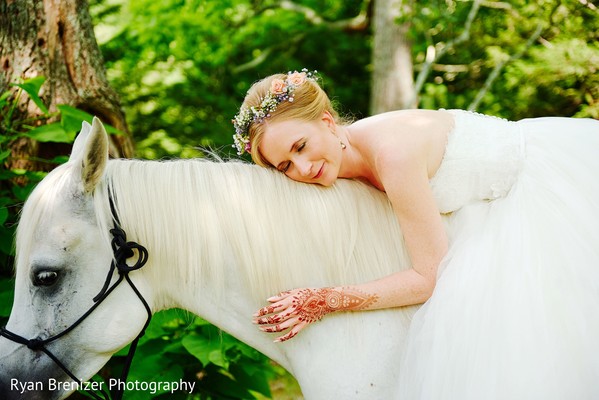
[17,158,411,307]
[92,159,410,305]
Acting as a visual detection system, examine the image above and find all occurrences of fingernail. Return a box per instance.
[252,312,259,317]
[267,297,277,302]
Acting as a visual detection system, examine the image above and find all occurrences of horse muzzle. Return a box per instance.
[0,339,68,400]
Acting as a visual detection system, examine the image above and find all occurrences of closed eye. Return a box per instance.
[278,161,291,173]
[277,139,305,173]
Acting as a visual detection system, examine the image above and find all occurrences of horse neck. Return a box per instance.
[97,160,238,299]
[97,159,406,369]
[97,160,290,364]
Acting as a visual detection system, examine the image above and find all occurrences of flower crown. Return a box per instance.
[232,69,317,155]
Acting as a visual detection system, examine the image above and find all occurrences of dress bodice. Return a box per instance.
[430,110,525,213]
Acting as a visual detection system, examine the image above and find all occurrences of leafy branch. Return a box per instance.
[233,0,372,74]
[411,0,482,105]
[467,2,560,110]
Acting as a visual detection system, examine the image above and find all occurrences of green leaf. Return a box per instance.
[182,335,228,368]
[201,364,255,399]
[0,91,11,109]
[11,183,37,201]
[0,170,16,180]
[229,361,272,397]
[12,77,48,115]
[57,105,124,137]
[123,339,186,400]
[24,123,73,143]
[0,225,16,255]
[50,155,70,164]
[0,207,7,225]
[57,105,94,133]
[0,150,11,162]
[143,308,187,339]
[0,278,14,317]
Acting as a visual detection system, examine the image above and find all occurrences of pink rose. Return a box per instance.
[270,79,287,94]
[287,71,307,86]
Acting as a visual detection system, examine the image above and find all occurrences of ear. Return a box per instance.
[79,117,109,194]
[322,111,336,130]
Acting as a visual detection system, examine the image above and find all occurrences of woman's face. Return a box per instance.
[259,113,342,186]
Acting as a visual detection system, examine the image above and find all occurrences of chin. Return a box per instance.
[319,176,337,187]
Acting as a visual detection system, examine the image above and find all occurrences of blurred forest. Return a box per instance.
[1,0,598,398]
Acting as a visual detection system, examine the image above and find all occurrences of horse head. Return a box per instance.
[0,119,152,400]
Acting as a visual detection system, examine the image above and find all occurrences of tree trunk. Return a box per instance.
[370,0,416,114]
[0,0,133,173]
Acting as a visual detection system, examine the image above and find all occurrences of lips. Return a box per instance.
[313,164,324,180]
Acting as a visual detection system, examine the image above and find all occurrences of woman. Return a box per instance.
[233,69,599,399]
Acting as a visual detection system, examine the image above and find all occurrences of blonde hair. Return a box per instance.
[240,73,345,167]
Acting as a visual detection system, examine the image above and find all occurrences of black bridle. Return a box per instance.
[0,194,151,400]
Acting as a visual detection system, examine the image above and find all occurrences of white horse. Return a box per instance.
[0,118,418,399]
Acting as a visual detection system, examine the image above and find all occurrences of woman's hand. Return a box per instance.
[253,287,379,342]
[253,287,338,342]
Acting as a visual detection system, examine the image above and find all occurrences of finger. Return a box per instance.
[253,297,296,320]
[259,316,301,333]
[274,321,308,343]
[267,290,293,302]
[254,306,297,325]
[253,302,286,318]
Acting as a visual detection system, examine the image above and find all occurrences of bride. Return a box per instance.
[232,69,599,399]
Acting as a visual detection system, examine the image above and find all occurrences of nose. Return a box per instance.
[294,157,312,177]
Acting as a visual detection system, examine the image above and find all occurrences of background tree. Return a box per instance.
[370,0,417,113]
[1,0,134,313]
[0,0,133,165]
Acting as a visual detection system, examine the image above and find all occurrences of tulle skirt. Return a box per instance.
[398,117,599,399]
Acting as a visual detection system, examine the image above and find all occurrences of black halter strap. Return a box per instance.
[0,192,151,400]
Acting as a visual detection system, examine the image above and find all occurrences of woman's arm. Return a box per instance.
[254,148,449,342]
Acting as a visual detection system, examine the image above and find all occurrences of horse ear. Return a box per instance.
[70,120,92,162]
[80,117,109,194]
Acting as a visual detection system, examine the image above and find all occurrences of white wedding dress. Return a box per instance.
[398,110,599,399]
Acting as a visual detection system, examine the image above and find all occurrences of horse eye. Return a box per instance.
[33,270,59,287]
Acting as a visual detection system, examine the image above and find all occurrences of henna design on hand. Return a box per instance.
[293,287,379,324]
[253,287,379,342]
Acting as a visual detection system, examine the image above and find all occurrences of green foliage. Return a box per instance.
[410,0,599,117]
[91,0,370,159]
[87,309,280,399]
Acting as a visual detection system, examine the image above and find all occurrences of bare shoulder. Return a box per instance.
[350,109,454,181]
[351,109,453,135]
